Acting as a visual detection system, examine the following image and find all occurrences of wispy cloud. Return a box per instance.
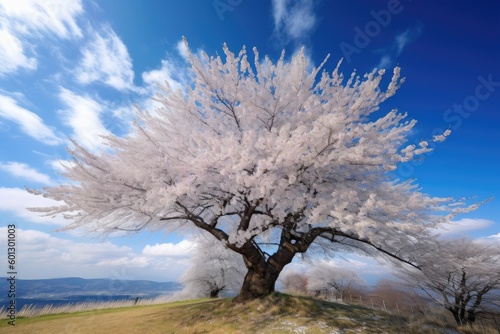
[0,0,83,76]
[486,233,500,242]
[142,59,186,93]
[0,28,37,75]
[376,25,423,69]
[176,39,189,61]
[377,55,392,72]
[271,0,317,45]
[75,26,138,92]
[143,240,196,258]
[140,45,192,113]
[58,88,111,152]
[0,187,67,225]
[0,0,83,39]
[0,94,62,145]
[435,218,494,238]
[395,28,422,54]
[0,161,52,185]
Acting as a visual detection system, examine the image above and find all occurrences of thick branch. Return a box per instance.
[161,201,231,246]
[239,205,258,231]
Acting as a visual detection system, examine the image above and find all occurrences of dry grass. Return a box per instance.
[1,293,497,334]
[0,296,173,319]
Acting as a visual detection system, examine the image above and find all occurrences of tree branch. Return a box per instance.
[330,229,422,270]
[160,201,231,245]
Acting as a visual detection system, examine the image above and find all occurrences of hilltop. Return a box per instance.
[2,293,495,334]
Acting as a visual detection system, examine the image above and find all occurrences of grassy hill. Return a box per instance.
[1,293,495,334]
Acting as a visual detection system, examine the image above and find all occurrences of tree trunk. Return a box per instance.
[451,310,462,325]
[234,267,280,302]
[466,310,476,324]
[448,306,479,325]
[232,214,322,303]
[233,236,297,302]
[209,287,223,298]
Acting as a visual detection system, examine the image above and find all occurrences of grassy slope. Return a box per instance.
[0,294,489,334]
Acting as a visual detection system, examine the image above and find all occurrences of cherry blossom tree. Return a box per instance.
[30,38,479,302]
[177,236,245,298]
[401,238,500,325]
[280,270,308,294]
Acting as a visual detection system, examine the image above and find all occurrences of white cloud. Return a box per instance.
[272,0,288,28]
[0,187,68,225]
[0,0,83,39]
[0,226,192,281]
[176,39,189,61]
[142,59,185,93]
[486,233,500,243]
[58,87,111,152]
[435,218,494,238]
[139,53,191,114]
[75,26,138,92]
[0,28,37,75]
[395,27,422,54]
[474,232,500,245]
[376,55,391,71]
[376,25,422,69]
[142,240,196,258]
[271,0,317,43]
[0,94,62,145]
[0,161,52,185]
[97,256,151,268]
[0,0,83,75]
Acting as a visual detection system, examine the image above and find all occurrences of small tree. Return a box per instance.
[307,261,364,299]
[401,238,500,325]
[280,270,308,294]
[30,39,479,302]
[178,236,245,298]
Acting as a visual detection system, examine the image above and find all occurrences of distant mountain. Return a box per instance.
[0,277,182,309]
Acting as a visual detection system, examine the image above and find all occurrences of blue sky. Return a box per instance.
[0,0,498,283]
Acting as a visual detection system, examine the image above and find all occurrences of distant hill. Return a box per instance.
[0,277,182,309]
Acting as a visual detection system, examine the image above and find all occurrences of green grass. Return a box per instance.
[1,293,497,334]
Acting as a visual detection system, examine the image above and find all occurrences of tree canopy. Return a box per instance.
[29,39,479,301]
